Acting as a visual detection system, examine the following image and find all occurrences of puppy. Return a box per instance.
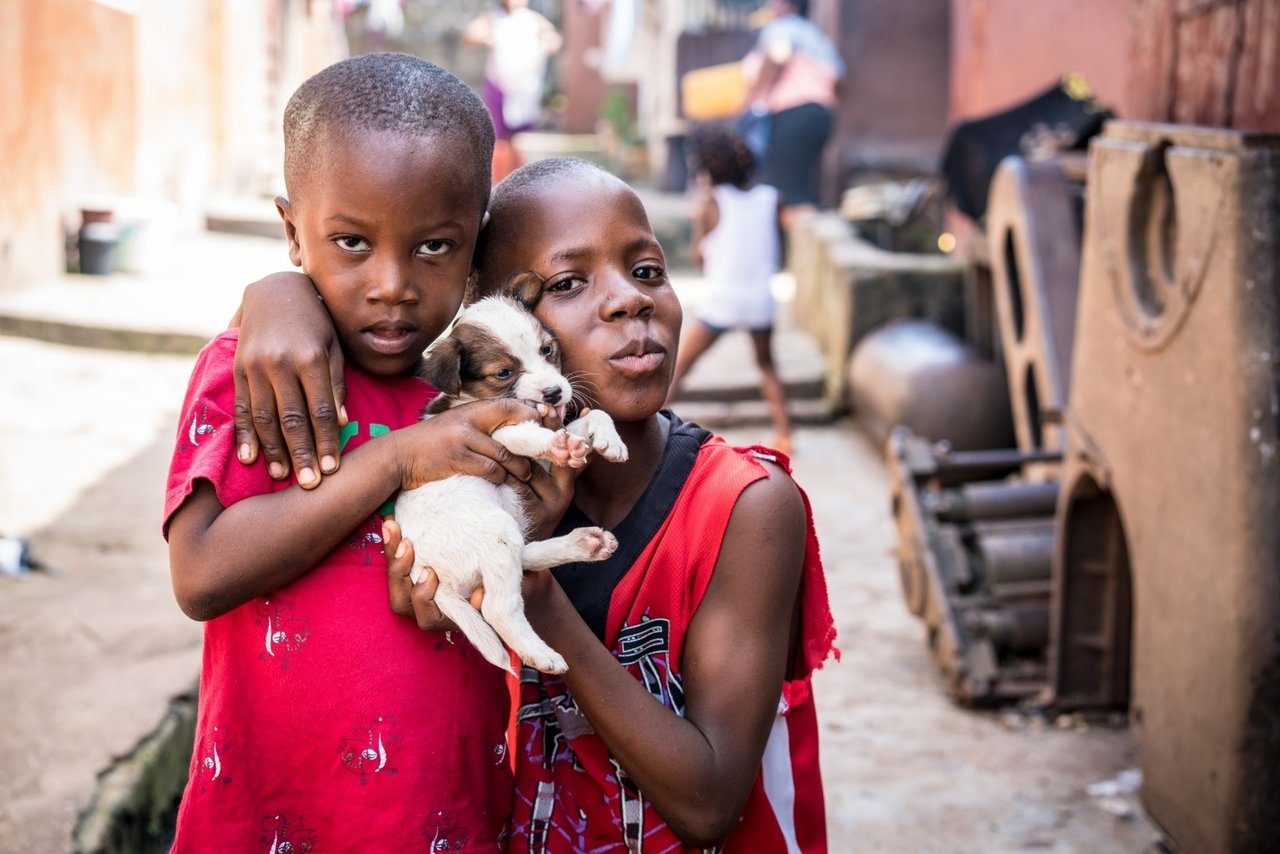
[395,275,628,674]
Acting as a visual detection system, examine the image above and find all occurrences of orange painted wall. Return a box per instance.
[948,0,1138,122]
[0,0,139,284]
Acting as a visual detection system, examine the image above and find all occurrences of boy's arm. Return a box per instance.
[231,272,347,489]
[169,398,542,622]
[528,467,806,846]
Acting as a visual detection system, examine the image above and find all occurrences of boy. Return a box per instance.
[164,53,539,850]
[236,158,838,852]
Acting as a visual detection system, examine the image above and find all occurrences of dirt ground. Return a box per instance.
[0,334,1169,853]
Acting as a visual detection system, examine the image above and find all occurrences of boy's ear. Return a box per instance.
[423,337,463,397]
[275,196,302,267]
[502,271,545,310]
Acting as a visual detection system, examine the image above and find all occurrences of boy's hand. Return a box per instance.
[393,398,545,489]
[383,519,483,631]
[232,272,347,490]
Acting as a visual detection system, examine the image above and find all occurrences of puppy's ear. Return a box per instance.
[502,271,545,310]
[423,337,463,396]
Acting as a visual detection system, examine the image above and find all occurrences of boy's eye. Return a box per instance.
[633,264,665,280]
[335,236,370,252]
[417,240,450,257]
[546,275,586,293]
[495,368,513,380]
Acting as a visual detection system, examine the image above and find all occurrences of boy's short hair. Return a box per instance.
[471,157,617,301]
[283,52,495,207]
[688,125,755,188]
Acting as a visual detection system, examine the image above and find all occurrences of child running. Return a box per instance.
[665,124,794,454]
[235,158,838,852]
[163,54,545,851]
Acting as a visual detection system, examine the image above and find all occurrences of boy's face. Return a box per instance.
[277,129,486,376]
[480,175,682,423]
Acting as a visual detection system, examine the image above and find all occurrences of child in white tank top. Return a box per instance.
[665,126,794,454]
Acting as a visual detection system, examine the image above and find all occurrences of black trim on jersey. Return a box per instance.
[551,412,713,641]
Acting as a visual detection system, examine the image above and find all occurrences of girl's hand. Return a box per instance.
[232,272,347,489]
[383,519,483,631]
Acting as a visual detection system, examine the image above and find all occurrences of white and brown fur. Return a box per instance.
[394,273,627,674]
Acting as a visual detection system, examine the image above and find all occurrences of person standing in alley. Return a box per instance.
[465,0,562,182]
[666,125,794,455]
[741,0,844,228]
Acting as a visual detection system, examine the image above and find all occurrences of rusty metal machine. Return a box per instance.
[1057,122,1280,852]
[888,148,1085,705]
[890,120,1280,851]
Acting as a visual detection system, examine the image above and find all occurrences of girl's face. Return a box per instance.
[482,175,682,423]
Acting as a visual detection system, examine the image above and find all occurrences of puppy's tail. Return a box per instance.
[433,590,514,675]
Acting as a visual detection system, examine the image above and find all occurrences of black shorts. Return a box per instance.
[762,102,834,208]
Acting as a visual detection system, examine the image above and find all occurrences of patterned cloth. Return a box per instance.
[164,331,513,852]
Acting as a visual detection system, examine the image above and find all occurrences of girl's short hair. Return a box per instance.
[688,125,755,188]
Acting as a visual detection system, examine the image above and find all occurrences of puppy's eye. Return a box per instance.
[495,368,513,380]
[540,344,555,358]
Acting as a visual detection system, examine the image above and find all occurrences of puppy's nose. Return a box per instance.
[541,386,563,405]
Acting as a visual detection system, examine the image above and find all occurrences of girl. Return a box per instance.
[665,124,794,454]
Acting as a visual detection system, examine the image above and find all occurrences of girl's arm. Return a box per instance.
[168,398,540,622]
[690,182,719,268]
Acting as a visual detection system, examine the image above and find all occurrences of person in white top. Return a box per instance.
[666,125,794,453]
[464,0,562,180]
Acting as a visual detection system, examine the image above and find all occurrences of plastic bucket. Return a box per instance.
[78,222,120,276]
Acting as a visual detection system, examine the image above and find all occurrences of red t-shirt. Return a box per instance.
[510,424,838,853]
[164,331,513,852]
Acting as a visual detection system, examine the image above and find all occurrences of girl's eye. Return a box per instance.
[495,368,513,380]
[418,240,450,257]
[633,264,665,280]
[335,236,370,252]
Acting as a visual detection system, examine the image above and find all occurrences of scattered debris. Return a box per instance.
[0,535,47,577]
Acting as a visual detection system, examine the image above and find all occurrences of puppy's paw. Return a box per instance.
[568,526,617,562]
[565,431,589,468]
[567,411,629,463]
[541,429,573,466]
[524,649,568,675]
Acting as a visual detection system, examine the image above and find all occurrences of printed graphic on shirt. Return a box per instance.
[616,616,685,715]
[255,596,310,667]
[193,724,232,794]
[338,715,400,785]
[517,668,594,772]
[260,812,317,853]
[345,516,385,563]
[187,401,218,447]
[421,809,471,852]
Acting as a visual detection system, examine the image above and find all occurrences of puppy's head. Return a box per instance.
[423,294,570,419]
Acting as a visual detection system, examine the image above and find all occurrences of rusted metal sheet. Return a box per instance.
[1130,0,1280,132]
[888,427,1061,705]
[1057,119,1280,853]
[985,155,1085,462]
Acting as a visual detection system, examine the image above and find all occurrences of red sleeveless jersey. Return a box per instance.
[510,422,838,853]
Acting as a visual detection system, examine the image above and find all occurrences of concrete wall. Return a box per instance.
[817,0,952,189]
[0,0,139,287]
[0,0,341,291]
[948,0,1137,122]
